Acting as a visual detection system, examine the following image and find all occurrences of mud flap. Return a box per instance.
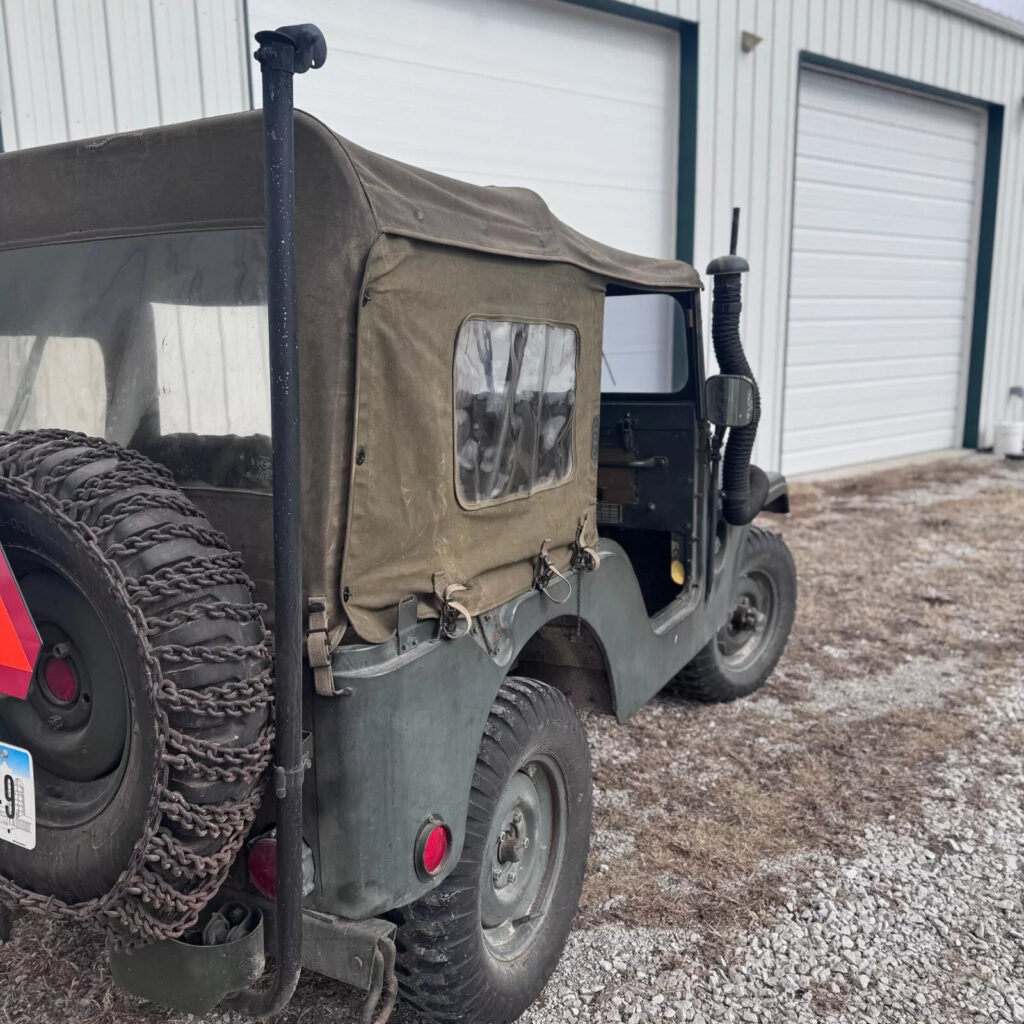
[108,903,265,1015]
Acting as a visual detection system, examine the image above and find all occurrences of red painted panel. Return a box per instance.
[0,545,40,699]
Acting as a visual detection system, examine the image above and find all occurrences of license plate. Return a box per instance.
[0,743,35,850]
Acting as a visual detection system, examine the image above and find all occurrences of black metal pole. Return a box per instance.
[224,23,325,1019]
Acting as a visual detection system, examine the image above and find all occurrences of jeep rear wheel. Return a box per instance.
[676,527,796,702]
[0,430,272,944]
[393,677,592,1024]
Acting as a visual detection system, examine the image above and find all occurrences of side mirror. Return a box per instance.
[705,374,755,428]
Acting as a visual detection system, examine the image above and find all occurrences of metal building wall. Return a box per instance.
[0,0,249,151]
[620,0,1024,467]
[2,0,1021,467]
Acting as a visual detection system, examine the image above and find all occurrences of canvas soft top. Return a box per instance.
[0,110,702,644]
[0,110,701,290]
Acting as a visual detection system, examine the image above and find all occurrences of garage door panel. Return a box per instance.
[786,353,963,389]
[797,107,978,166]
[784,72,982,474]
[791,227,970,261]
[794,185,975,239]
[799,72,981,139]
[785,409,956,451]
[795,155,976,203]
[789,295,967,321]
[249,0,679,262]
[328,56,670,192]
[797,132,978,188]
[783,377,962,432]
[788,316,966,347]
[790,252,970,287]
[793,201,973,242]
[791,273,969,301]
[783,427,958,475]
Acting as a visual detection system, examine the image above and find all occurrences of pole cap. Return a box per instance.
[706,254,750,276]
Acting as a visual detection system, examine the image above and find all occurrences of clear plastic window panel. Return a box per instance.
[455,319,577,506]
[602,293,689,393]
[0,229,270,491]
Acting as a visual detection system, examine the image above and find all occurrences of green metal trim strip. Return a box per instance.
[799,51,1005,450]
[559,0,698,263]
[964,106,1003,449]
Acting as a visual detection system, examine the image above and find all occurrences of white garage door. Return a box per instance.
[246,0,681,392]
[783,69,985,475]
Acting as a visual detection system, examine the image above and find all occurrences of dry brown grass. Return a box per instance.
[579,454,1024,944]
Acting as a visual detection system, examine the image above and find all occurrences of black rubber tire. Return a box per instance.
[393,677,592,1024]
[0,431,270,909]
[677,527,796,703]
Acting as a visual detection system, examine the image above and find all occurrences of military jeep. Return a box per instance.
[0,23,794,1024]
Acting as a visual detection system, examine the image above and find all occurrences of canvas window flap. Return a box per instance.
[341,236,604,644]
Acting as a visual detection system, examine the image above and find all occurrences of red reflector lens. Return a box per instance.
[247,836,278,900]
[421,825,450,876]
[43,658,77,704]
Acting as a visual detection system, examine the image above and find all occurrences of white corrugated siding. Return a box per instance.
[783,69,985,473]
[3,0,1023,468]
[0,0,249,150]
[623,0,1024,470]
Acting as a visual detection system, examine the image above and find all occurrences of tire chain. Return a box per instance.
[0,431,275,951]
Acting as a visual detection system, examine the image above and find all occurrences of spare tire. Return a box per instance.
[0,430,273,949]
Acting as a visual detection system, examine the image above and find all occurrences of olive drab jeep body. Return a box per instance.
[0,22,794,1024]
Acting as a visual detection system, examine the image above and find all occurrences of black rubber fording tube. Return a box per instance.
[709,272,767,526]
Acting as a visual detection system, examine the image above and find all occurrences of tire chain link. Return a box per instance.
[0,431,274,951]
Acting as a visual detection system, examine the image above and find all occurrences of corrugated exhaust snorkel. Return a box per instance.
[707,208,768,527]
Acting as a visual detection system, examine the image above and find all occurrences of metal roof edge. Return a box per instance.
[922,0,1024,43]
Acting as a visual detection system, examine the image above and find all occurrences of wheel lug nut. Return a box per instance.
[521,837,530,848]
[512,810,523,825]
[46,714,63,731]
[51,643,70,660]
[492,868,502,883]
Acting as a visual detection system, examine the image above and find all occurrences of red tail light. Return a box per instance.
[247,830,316,900]
[247,835,279,900]
[416,820,451,879]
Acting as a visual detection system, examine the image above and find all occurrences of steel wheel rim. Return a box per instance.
[0,543,132,829]
[717,568,778,672]
[480,754,568,961]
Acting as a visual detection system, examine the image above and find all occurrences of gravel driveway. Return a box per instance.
[1,454,1021,1024]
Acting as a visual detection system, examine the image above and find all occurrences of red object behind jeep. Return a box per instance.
[0,544,41,699]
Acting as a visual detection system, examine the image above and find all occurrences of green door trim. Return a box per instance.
[799,52,1004,451]
[559,0,699,264]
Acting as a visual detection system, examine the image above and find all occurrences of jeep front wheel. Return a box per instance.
[676,527,796,702]
[393,677,592,1024]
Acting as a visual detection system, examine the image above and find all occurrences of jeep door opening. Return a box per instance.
[0,22,795,1024]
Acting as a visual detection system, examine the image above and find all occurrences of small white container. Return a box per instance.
[994,420,1024,458]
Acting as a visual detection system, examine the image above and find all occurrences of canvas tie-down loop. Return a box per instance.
[437,583,472,640]
[533,539,572,605]
[570,514,601,637]
[307,597,335,697]
[570,513,601,575]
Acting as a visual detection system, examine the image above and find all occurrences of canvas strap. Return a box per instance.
[307,597,335,697]
[433,576,473,640]
[533,538,572,604]
[571,513,601,574]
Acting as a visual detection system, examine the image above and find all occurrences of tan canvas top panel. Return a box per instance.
[0,110,701,644]
[341,236,605,643]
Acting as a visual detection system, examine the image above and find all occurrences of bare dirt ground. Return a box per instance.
[0,453,1021,1023]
